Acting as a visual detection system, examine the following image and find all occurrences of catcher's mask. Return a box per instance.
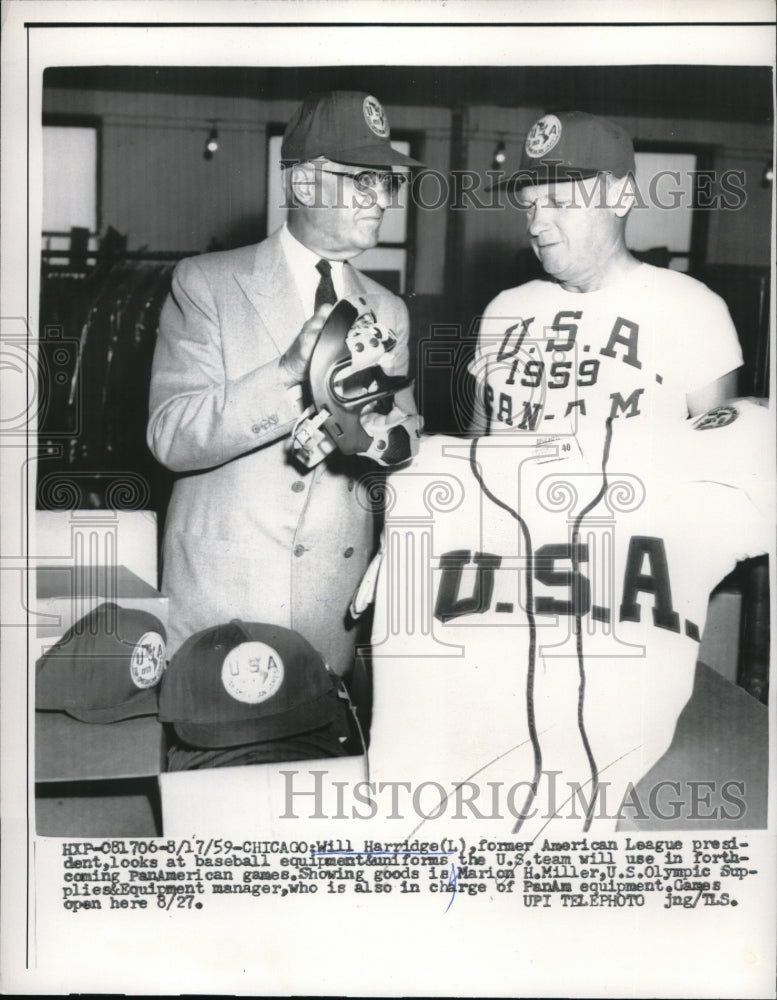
[291,300,419,469]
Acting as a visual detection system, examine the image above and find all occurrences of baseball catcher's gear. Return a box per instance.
[291,299,420,468]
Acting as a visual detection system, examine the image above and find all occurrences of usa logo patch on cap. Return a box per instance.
[363,95,389,138]
[221,642,284,705]
[130,631,166,689]
[693,404,739,430]
[525,114,562,158]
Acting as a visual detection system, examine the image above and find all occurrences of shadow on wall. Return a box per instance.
[462,244,545,329]
[206,214,267,253]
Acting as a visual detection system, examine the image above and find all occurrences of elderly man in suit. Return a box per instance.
[147,91,422,683]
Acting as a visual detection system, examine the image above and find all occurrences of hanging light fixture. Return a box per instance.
[491,137,506,172]
[203,124,219,160]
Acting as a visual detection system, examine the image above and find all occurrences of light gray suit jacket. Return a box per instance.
[148,228,414,667]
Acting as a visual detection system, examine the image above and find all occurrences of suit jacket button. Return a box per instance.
[291,481,305,493]
[344,547,354,558]
[294,544,306,557]
[251,424,261,434]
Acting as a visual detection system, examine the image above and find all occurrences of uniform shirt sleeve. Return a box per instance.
[467,290,521,434]
[680,281,744,397]
[468,291,509,387]
[147,257,304,473]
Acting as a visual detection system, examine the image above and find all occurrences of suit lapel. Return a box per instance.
[233,234,386,355]
[233,230,306,355]
[343,262,378,317]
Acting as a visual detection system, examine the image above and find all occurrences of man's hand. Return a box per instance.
[278,303,334,387]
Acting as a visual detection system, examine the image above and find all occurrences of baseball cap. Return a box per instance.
[507,110,635,188]
[281,90,424,168]
[158,620,345,749]
[36,602,167,723]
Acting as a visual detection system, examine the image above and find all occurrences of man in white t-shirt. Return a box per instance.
[359,113,754,834]
[470,111,743,459]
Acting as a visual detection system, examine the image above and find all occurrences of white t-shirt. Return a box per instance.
[471,265,743,457]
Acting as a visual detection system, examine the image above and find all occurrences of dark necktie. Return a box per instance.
[314,258,337,311]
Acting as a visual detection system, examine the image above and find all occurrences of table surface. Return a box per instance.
[36,710,165,782]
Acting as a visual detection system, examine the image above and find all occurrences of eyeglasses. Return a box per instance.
[318,168,409,196]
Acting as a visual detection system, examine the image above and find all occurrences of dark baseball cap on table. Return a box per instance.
[158,620,346,750]
[502,110,635,189]
[281,90,425,168]
[36,602,167,723]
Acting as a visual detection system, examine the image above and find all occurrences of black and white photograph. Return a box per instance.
[1,2,775,996]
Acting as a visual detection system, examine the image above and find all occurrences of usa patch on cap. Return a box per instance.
[221,641,285,704]
[524,114,562,158]
[363,95,389,138]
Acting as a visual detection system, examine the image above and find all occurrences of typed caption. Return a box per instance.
[59,834,756,913]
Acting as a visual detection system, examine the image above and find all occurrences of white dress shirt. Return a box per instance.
[279,223,345,317]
